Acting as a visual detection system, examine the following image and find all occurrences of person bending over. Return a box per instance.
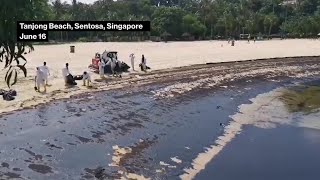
[82,71,91,86]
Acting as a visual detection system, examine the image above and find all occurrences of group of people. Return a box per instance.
[129,53,148,72]
[97,52,120,78]
[34,53,149,93]
[62,63,91,87]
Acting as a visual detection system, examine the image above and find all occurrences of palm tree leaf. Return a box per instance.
[11,69,18,86]
[6,70,13,88]
[17,65,27,77]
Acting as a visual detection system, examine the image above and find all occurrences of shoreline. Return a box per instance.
[0,55,320,116]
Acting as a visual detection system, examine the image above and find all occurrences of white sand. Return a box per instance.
[0,39,319,113]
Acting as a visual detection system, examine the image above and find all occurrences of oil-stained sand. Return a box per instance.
[280,85,320,113]
[0,57,319,179]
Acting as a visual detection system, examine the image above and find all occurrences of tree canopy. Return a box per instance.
[0,0,51,88]
[47,0,320,41]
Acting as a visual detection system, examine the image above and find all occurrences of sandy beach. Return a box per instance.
[0,39,319,114]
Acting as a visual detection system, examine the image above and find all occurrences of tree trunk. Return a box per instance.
[210,23,213,40]
[268,25,272,39]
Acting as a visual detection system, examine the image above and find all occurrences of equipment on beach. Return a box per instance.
[89,51,130,74]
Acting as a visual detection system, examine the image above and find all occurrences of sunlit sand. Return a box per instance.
[0,39,319,113]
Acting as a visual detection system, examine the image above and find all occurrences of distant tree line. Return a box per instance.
[47,0,320,41]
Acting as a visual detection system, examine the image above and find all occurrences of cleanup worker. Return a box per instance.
[40,61,50,85]
[82,71,91,86]
[106,56,117,76]
[35,67,46,92]
[62,63,71,85]
[98,59,105,78]
[130,53,135,71]
[141,54,147,72]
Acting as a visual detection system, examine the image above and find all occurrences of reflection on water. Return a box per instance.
[280,86,320,114]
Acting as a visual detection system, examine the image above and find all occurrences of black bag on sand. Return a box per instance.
[0,89,6,95]
[66,74,77,85]
[139,64,151,71]
[8,89,17,96]
[120,62,130,72]
[73,75,83,81]
[3,93,15,101]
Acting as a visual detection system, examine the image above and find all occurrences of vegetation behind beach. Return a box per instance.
[46,0,320,41]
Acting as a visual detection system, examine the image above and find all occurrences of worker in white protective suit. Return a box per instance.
[105,56,117,76]
[35,67,46,92]
[40,61,50,85]
[62,63,71,85]
[129,53,135,71]
[98,59,105,78]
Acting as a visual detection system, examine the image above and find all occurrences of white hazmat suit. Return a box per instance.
[98,60,105,77]
[35,68,46,91]
[40,65,50,84]
[62,67,70,84]
[106,58,116,75]
[130,53,135,71]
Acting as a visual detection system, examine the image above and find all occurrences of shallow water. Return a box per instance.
[195,124,320,180]
[0,75,319,179]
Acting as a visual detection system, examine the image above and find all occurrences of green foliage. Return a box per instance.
[45,0,320,40]
[0,0,50,88]
[182,14,206,37]
[151,6,185,37]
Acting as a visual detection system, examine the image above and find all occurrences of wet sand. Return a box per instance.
[0,56,319,179]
